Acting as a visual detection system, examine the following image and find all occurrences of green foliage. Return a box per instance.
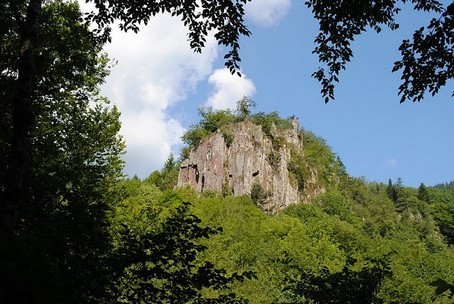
[235,96,256,120]
[3,125,452,304]
[306,0,452,102]
[302,130,342,187]
[379,179,445,248]
[434,181,454,190]
[198,107,237,133]
[250,183,271,206]
[271,135,286,151]
[109,181,162,239]
[181,107,297,157]
[180,145,191,161]
[431,202,454,244]
[393,5,453,102]
[431,278,454,301]
[280,178,454,303]
[251,111,293,136]
[287,130,343,194]
[266,151,281,171]
[181,107,237,149]
[426,186,454,244]
[88,0,251,74]
[191,195,292,302]
[314,190,355,223]
[376,242,454,303]
[181,126,210,148]
[222,129,234,147]
[0,1,124,302]
[285,257,391,303]
[107,182,254,303]
[222,181,234,197]
[144,154,179,191]
[288,147,308,191]
[110,201,252,303]
[387,178,401,203]
[418,183,430,202]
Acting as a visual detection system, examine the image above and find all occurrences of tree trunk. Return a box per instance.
[0,0,42,233]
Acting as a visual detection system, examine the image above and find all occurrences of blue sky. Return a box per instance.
[85,0,453,187]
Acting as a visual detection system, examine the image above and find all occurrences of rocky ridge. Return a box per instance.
[177,119,325,213]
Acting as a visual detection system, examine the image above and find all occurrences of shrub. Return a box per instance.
[288,150,307,192]
[266,151,281,171]
[250,182,271,205]
[221,129,234,147]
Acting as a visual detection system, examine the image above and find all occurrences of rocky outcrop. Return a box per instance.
[177,120,323,213]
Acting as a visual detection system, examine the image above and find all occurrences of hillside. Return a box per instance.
[129,161,454,303]
[5,98,454,303]
[177,103,344,213]
[138,105,454,303]
[178,119,307,212]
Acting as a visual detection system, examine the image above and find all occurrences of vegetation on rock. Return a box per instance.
[182,97,295,152]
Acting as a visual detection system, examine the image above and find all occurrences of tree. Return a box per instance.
[0,0,43,232]
[393,3,453,102]
[236,96,256,120]
[108,183,255,303]
[1,0,252,233]
[144,153,180,191]
[418,182,430,202]
[306,0,453,103]
[387,178,400,204]
[251,111,293,136]
[430,202,454,244]
[0,1,125,302]
[181,107,237,148]
[284,257,391,304]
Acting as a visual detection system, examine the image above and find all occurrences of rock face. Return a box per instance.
[178,120,321,213]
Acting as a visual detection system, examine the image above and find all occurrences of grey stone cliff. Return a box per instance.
[177,120,323,213]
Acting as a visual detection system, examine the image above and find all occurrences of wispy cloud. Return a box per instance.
[245,0,292,27]
[205,69,256,110]
[385,158,398,168]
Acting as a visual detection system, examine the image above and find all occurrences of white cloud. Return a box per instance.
[245,0,292,27]
[99,15,219,177]
[77,2,263,178]
[121,111,185,174]
[103,16,217,109]
[387,158,398,166]
[205,69,256,110]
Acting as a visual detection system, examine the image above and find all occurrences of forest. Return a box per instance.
[1,0,453,303]
[3,90,454,302]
